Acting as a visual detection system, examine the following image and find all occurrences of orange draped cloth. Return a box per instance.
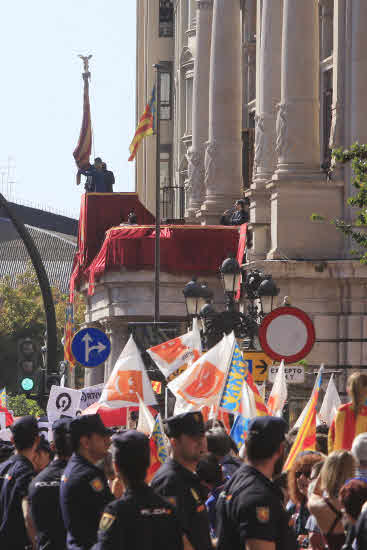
[328,402,367,453]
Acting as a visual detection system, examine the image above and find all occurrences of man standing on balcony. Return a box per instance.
[77,157,107,193]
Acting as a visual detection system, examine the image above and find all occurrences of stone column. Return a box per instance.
[247,0,282,259]
[199,0,243,225]
[350,0,367,145]
[267,0,343,260]
[185,0,213,221]
[102,318,130,380]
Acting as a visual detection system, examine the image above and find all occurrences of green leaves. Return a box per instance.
[7,394,44,417]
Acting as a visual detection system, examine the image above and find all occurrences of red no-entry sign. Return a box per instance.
[259,306,315,364]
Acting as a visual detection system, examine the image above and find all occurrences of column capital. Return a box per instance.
[197,0,213,9]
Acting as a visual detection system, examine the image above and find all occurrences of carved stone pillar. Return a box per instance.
[199,0,243,225]
[101,318,130,380]
[185,0,213,221]
[247,0,282,260]
[350,0,367,145]
[267,0,343,260]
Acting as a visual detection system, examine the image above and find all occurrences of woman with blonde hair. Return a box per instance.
[308,450,357,550]
[328,371,367,452]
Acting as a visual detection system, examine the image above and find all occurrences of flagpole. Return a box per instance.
[153,64,162,323]
[165,386,168,419]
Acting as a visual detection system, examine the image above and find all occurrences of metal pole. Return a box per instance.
[153,64,161,323]
[165,386,168,419]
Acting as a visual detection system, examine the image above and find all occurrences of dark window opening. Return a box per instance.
[159,0,174,37]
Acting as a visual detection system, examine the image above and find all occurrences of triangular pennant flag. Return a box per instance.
[319,373,341,426]
[238,379,258,419]
[244,370,269,416]
[267,360,287,416]
[151,414,168,464]
[100,335,157,407]
[219,343,247,414]
[284,365,324,471]
[230,415,251,450]
[168,333,234,410]
[136,393,156,435]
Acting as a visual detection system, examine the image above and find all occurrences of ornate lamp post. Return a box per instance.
[183,256,280,350]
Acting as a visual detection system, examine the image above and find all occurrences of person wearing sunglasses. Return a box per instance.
[287,452,324,547]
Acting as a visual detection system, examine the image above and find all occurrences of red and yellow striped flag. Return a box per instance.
[151,380,162,394]
[283,366,323,471]
[245,370,269,416]
[128,86,156,162]
[73,73,92,170]
[64,304,75,368]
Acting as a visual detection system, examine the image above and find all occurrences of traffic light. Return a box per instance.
[17,338,40,395]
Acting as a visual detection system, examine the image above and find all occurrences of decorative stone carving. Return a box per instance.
[275,103,287,157]
[329,101,343,150]
[254,113,265,175]
[186,148,205,201]
[204,140,218,193]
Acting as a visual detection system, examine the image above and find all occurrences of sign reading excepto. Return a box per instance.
[268,365,305,384]
[242,351,273,383]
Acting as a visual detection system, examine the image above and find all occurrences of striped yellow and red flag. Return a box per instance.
[151,380,162,394]
[283,366,324,471]
[64,304,75,368]
[128,86,156,162]
[73,73,92,170]
[245,370,269,416]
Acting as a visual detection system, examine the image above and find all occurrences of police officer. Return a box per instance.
[28,418,72,550]
[93,430,184,550]
[216,416,297,550]
[60,414,113,550]
[0,415,39,549]
[151,411,212,550]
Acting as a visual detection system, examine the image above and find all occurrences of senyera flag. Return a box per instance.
[100,335,157,408]
[147,318,202,380]
[168,333,235,410]
[128,86,156,162]
[244,370,269,416]
[283,365,324,471]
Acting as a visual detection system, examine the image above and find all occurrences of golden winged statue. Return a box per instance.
[78,54,92,74]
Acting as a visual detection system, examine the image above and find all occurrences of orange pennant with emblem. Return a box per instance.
[104,370,143,403]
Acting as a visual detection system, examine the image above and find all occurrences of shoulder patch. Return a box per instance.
[256,506,270,523]
[90,477,104,492]
[167,497,176,506]
[99,512,116,531]
[190,488,200,502]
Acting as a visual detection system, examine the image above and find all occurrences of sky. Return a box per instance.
[0,1,136,218]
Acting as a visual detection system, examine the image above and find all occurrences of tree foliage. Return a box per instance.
[332,143,367,263]
[7,394,45,417]
[0,266,85,390]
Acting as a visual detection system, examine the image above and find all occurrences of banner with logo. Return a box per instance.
[79,384,104,411]
[47,386,82,422]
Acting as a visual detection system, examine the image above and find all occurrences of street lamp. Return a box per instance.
[182,277,214,317]
[183,257,280,350]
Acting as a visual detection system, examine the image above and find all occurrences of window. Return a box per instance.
[160,70,172,120]
[160,150,171,189]
[159,0,174,37]
[322,70,333,170]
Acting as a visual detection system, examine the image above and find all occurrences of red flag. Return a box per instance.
[73,72,92,170]
[146,437,161,483]
[64,304,75,368]
[235,224,247,301]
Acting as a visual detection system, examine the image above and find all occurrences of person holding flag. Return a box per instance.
[151,412,212,550]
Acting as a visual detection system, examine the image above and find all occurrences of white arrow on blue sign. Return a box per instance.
[71,327,111,368]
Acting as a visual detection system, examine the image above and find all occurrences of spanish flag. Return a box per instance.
[128,86,156,162]
[64,304,75,368]
[283,365,324,471]
[73,72,92,170]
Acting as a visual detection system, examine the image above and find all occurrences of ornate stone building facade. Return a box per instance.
[133,0,367,389]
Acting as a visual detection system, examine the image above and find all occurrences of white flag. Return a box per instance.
[267,360,287,417]
[136,393,156,435]
[168,333,235,410]
[238,380,257,418]
[147,318,202,379]
[319,374,341,426]
[100,335,157,408]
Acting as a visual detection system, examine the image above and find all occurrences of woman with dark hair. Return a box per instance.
[329,372,367,452]
[287,452,324,547]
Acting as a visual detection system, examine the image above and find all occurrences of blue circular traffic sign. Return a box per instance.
[71,327,111,368]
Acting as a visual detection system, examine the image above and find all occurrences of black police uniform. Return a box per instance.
[60,453,113,550]
[28,458,68,550]
[216,464,297,550]
[0,454,35,549]
[151,458,212,550]
[93,482,183,550]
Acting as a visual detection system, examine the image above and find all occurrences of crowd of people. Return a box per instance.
[2,373,367,549]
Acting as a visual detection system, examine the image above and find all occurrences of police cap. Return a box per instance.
[247,416,288,448]
[52,417,71,436]
[70,414,112,443]
[10,415,39,450]
[163,411,205,438]
[112,430,150,476]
